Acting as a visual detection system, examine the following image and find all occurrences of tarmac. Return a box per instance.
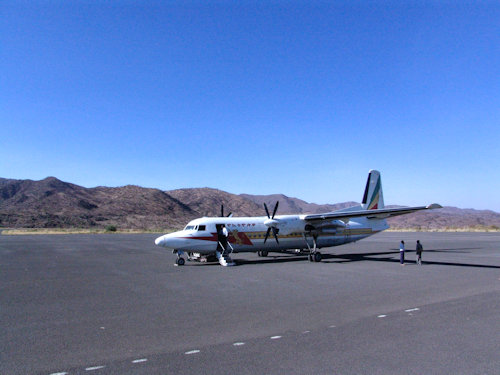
[1,232,499,375]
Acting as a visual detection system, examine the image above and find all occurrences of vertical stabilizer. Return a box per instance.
[361,170,384,210]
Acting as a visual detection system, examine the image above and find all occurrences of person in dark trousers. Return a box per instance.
[399,240,405,265]
[416,240,423,265]
[220,224,229,252]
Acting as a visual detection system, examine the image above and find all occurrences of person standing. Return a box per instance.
[416,240,423,265]
[221,224,229,252]
[399,240,405,265]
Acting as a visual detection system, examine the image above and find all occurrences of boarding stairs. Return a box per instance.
[217,241,235,267]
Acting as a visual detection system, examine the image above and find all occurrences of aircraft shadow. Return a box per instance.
[234,248,500,270]
[235,254,310,266]
[388,248,476,253]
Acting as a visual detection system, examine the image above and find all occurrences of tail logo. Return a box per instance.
[367,178,381,210]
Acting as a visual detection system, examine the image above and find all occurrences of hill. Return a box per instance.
[239,193,357,214]
[0,177,193,230]
[168,188,262,217]
[387,206,500,231]
[1,176,499,231]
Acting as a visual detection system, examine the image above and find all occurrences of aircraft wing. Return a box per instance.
[303,204,442,223]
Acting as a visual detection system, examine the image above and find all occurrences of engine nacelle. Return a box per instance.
[304,220,346,235]
[274,217,347,236]
[274,216,307,235]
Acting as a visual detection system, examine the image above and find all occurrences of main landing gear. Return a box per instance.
[257,250,269,257]
[304,233,322,262]
[308,252,322,262]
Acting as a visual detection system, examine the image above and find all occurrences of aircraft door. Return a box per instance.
[215,224,229,252]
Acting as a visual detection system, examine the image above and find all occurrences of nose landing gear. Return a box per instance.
[173,250,185,266]
[175,257,185,266]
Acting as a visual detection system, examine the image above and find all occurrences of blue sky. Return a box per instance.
[1,1,499,211]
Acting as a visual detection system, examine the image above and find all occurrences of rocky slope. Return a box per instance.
[1,177,499,231]
[0,177,193,230]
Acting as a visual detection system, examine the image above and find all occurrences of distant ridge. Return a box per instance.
[240,193,358,214]
[1,177,499,231]
[0,177,194,229]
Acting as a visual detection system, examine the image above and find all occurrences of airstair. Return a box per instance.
[216,242,235,267]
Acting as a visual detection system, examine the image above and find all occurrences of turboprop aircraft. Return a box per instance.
[154,170,441,266]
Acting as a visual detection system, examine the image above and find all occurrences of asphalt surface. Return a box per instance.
[1,232,499,375]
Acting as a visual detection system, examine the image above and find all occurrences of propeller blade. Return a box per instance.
[264,227,271,244]
[271,201,279,219]
[272,227,279,244]
[264,203,270,218]
[221,205,224,217]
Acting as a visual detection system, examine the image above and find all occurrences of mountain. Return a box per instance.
[168,188,262,217]
[387,206,500,230]
[0,176,499,231]
[0,177,194,229]
[240,193,358,214]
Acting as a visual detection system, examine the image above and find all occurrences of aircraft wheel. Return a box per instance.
[314,252,322,262]
[261,250,268,257]
[308,254,314,262]
[176,257,185,266]
[257,251,262,257]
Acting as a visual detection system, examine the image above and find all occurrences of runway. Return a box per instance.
[1,232,499,374]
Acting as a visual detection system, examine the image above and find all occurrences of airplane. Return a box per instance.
[154,170,442,266]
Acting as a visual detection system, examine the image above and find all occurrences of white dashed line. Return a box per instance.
[302,330,310,334]
[50,372,68,375]
[132,358,148,363]
[405,308,420,312]
[185,350,200,355]
[329,325,336,328]
[85,366,105,371]
[270,336,282,340]
[233,342,245,346]
[378,314,387,318]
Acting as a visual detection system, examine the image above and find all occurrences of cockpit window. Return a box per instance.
[184,225,195,231]
[198,225,206,231]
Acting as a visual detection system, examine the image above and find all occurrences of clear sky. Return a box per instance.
[1,1,499,211]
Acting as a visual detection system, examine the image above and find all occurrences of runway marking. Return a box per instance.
[329,325,336,328]
[233,342,245,346]
[378,314,387,318]
[85,366,105,371]
[185,350,200,355]
[132,358,148,363]
[302,330,310,334]
[405,308,420,312]
[270,336,282,340]
[50,372,68,375]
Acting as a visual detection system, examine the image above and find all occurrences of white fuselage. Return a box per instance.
[154,215,389,255]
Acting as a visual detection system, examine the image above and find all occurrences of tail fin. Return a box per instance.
[361,170,384,210]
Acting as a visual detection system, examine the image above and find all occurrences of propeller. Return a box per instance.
[263,201,280,244]
[220,205,232,217]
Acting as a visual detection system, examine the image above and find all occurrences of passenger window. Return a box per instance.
[198,225,206,231]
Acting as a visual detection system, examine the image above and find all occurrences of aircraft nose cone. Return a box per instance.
[155,235,166,246]
[155,232,187,249]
